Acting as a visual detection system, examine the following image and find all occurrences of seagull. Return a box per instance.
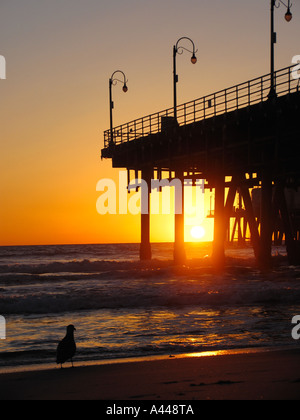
[56,325,76,368]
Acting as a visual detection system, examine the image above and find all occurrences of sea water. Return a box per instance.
[0,243,299,371]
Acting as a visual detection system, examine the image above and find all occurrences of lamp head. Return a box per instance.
[285,7,292,22]
[191,53,197,64]
[122,83,128,93]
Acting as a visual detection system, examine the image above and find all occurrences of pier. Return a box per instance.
[101,65,300,268]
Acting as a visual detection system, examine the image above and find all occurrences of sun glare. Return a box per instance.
[190,225,206,240]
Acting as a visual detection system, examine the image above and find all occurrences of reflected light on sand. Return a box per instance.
[179,347,267,359]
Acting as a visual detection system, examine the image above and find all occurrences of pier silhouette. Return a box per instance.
[101,65,300,268]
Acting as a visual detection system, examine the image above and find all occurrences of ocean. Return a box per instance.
[0,242,299,372]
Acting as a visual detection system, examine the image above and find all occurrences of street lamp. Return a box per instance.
[269,0,293,99]
[285,3,293,21]
[173,37,198,121]
[109,70,128,145]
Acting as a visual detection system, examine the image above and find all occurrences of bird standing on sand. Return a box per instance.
[56,325,76,368]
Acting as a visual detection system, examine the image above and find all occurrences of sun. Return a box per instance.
[190,225,206,240]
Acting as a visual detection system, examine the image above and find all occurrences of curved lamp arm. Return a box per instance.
[174,37,198,63]
[110,70,128,92]
[275,0,292,9]
[274,0,293,21]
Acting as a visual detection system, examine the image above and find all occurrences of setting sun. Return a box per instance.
[190,226,206,241]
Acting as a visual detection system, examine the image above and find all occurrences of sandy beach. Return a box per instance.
[0,348,300,400]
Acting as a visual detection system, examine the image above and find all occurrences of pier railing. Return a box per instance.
[104,65,299,148]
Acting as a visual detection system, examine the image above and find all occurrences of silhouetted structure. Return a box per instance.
[101,65,300,268]
[56,325,76,368]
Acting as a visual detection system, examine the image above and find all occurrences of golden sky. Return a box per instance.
[0,0,299,245]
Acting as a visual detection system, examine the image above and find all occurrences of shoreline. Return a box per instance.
[0,344,295,375]
[1,346,300,400]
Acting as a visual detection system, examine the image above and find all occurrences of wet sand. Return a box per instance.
[0,348,300,400]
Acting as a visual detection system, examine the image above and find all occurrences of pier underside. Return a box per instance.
[102,76,300,268]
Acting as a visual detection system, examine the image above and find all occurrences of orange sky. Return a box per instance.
[0,0,299,246]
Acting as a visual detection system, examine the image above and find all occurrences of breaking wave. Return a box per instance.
[1,243,300,369]
[0,257,300,314]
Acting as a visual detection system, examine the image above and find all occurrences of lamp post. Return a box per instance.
[172,37,197,264]
[269,0,292,99]
[173,37,197,121]
[109,70,128,145]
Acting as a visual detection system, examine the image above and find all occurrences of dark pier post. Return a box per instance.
[140,167,152,261]
[212,175,226,270]
[240,182,260,261]
[259,170,273,267]
[174,170,186,264]
[273,181,299,265]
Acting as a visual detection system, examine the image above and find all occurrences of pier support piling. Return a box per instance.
[259,170,273,267]
[239,183,260,261]
[212,175,226,270]
[173,170,186,264]
[140,168,152,261]
[274,182,300,265]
